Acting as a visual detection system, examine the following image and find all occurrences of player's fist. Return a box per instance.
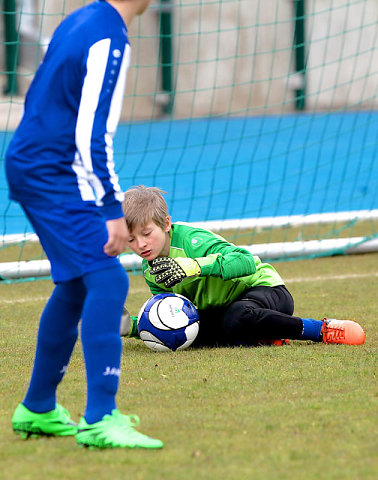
[104,217,128,256]
[149,257,201,288]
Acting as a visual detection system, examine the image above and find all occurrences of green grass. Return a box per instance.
[0,254,377,479]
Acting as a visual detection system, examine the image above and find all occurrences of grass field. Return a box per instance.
[0,253,377,480]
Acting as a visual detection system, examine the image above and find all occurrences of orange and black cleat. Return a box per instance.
[321,318,366,345]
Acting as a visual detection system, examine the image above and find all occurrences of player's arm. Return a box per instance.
[149,238,256,288]
[104,217,128,256]
[198,245,256,280]
[76,37,130,221]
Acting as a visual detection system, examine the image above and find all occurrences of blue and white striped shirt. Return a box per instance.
[6,0,130,220]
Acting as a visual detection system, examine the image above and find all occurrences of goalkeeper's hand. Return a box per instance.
[149,257,201,288]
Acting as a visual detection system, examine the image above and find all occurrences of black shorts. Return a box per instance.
[193,285,303,347]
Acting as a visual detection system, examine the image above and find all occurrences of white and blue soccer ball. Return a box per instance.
[137,293,200,352]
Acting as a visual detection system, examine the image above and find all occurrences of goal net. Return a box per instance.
[1,0,377,280]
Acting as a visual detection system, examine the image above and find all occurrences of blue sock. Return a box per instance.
[23,278,86,413]
[301,318,323,341]
[81,264,128,424]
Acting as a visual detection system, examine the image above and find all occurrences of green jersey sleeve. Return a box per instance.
[181,228,256,280]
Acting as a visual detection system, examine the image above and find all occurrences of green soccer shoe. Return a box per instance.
[76,409,163,449]
[12,403,78,439]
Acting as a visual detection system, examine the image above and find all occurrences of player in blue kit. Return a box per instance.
[6,1,162,450]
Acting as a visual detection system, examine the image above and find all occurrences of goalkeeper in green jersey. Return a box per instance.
[121,185,366,347]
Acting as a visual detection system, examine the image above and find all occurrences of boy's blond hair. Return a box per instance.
[122,185,169,232]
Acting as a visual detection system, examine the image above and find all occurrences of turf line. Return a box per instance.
[1,272,377,304]
[285,271,378,283]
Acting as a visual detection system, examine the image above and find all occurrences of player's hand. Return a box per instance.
[149,257,201,288]
[104,217,128,257]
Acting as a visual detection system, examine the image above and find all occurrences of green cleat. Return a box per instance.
[12,403,78,439]
[76,409,163,449]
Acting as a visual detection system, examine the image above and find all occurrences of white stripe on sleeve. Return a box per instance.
[105,43,131,203]
[74,39,109,204]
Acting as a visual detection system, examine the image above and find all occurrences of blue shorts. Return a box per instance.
[22,201,121,283]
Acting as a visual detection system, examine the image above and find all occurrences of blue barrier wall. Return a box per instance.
[1,112,377,234]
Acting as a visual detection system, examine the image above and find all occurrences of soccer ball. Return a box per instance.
[137,293,200,352]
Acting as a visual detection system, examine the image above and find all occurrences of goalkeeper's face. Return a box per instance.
[126,217,171,261]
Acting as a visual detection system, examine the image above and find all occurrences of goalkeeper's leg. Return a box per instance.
[192,285,301,347]
[221,285,364,345]
[221,285,318,345]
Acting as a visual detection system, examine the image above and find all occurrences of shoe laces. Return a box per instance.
[325,319,345,331]
[322,318,345,343]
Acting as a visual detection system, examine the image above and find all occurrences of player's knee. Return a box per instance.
[84,264,129,301]
[222,302,262,341]
[107,263,129,298]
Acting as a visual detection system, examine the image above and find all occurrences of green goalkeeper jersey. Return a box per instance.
[143,223,284,311]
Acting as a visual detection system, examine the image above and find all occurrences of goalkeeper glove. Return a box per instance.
[120,307,139,338]
[149,257,201,288]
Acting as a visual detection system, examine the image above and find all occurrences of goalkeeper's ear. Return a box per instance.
[163,215,172,232]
